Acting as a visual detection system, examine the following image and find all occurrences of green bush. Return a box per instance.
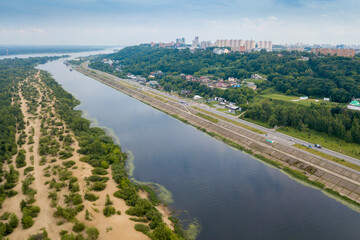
[69,182,80,193]
[87,175,109,182]
[62,160,76,168]
[91,168,107,175]
[134,224,150,234]
[0,212,10,220]
[91,182,106,191]
[105,194,113,206]
[16,149,27,168]
[86,227,99,240]
[54,207,77,221]
[64,193,83,206]
[72,222,85,233]
[22,215,34,229]
[84,193,99,202]
[9,214,19,229]
[103,206,116,217]
[24,166,34,175]
[126,199,154,217]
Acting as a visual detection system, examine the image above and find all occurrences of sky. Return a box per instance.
[1,0,360,46]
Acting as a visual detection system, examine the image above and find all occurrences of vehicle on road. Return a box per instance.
[308,145,312,148]
[266,139,275,143]
[315,144,322,149]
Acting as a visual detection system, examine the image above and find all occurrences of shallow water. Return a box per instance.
[37,53,360,240]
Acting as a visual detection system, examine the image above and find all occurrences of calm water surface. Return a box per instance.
[38,54,360,240]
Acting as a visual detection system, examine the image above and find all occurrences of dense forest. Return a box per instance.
[90,45,360,103]
[245,100,360,144]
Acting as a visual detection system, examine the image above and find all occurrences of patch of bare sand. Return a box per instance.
[77,168,149,240]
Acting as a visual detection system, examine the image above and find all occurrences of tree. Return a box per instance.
[22,215,33,229]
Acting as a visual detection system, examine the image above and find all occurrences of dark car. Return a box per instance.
[315,144,322,149]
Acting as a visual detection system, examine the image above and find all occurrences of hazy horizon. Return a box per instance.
[1,0,360,46]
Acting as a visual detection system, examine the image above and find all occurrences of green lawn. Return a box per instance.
[278,127,360,160]
[258,92,340,107]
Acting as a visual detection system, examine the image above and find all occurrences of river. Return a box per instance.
[33,51,360,240]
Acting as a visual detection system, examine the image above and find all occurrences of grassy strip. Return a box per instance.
[282,167,325,189]
[324,188,360,207]
[278,127,360,160]
[195,112,218,123]
[294,144,360,172]
[191,106,266,134]
[141,91,168,103]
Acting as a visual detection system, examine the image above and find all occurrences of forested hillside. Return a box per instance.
[89,46,360,146]
[90,45,360,103]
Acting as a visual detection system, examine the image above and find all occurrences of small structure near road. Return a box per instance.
[347,98,360,111]
[193,95,203,100]
[226,104,240,113]
[148,81,159,88]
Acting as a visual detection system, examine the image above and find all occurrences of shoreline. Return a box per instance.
[75,63,360,208]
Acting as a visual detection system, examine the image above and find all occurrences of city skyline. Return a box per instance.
[1,0,360,46]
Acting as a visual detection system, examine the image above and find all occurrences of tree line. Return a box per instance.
[245,100,360,144]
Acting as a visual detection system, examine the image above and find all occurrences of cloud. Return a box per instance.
[0,0,360,45]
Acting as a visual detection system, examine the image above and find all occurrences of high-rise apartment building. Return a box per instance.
[200,41,213,49]
[311,48,355,57]
[216,39,271,52]
[176,38,185,44]
[215,39,245,48]
[245,40,256,51]
[192,36,199,47]
[258,41,272,51]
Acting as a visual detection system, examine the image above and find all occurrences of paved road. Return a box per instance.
[79,62,360,168]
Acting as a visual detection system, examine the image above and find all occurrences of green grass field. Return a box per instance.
[278,127,360,160]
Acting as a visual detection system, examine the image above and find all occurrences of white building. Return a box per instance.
[245,40,256,51]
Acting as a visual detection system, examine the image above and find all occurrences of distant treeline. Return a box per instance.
[90,45,360,103]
